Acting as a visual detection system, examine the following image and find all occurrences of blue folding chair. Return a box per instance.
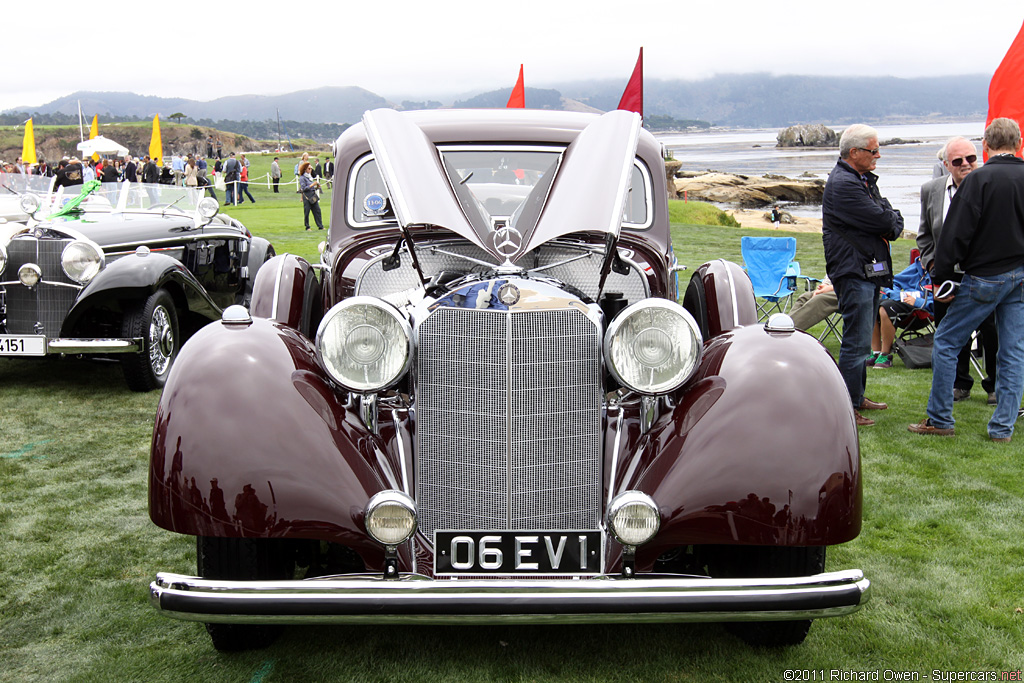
[740,236,812,321]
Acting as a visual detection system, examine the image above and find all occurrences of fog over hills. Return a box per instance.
[5,74,989,128]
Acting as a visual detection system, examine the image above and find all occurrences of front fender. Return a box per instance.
[250,253,321,338]
[62,251,220,334]
[243,236,275,304]
[682,259,758,338]
[620,323,860,562]
[149,316,390,564]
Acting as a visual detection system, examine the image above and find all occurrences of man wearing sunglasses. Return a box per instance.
[822,123,905,427]
[918,137,998,404]
[910,118,1024,442]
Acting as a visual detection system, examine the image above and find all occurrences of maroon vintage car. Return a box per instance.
[148,108,869,651]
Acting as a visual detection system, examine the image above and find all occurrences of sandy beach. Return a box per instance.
[725,208,823,233]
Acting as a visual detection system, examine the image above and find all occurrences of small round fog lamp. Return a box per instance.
[19,263,42,287]
[607,491,660,547]
[365,491,417,546]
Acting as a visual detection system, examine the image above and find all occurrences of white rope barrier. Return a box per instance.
[206,172,333,206]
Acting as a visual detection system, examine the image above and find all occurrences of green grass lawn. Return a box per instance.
[1,205,1022,681]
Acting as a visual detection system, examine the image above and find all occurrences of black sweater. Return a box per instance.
[936,154,1024,283]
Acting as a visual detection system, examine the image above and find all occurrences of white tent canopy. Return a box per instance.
[76,135,129,157]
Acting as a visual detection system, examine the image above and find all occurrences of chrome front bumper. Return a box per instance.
[150,569,870,625]
[0,337,143,357]
[46,338,143,354]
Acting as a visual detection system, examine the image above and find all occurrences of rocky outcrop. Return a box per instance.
[673,171,825,208]
[665,158,682,193]
[776,124,838,148]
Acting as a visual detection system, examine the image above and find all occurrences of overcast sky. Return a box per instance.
[3,1,1020,114]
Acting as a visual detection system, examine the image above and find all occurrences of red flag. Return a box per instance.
[986,20,1024,158]
[617,48,643,118]
[507,65,525,108]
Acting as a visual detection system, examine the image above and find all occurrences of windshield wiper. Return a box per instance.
[160,194,186,216]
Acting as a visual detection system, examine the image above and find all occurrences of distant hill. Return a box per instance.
[11,86,388,126]
[5,73,990,128]
[556,73,989,127]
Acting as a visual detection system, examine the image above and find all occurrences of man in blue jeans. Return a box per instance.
[910,118,1024,442]
[822,124,905,427]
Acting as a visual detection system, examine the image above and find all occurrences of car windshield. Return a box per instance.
[0,172,54,196]
[440,148,559,224]
[47,182,206,215]
[349,147,650,229]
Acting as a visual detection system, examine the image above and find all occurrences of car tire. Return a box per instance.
[708,545,826,647]
[196,536,296,652]
[121,289,178,392]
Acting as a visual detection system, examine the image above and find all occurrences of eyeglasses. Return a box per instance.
[855,147,881,156]
[949,155,977,167]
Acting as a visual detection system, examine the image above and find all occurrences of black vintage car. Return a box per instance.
[149,109,868,651]
[0,181,274,391]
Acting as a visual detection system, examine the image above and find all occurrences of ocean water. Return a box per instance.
[657,121,987,233]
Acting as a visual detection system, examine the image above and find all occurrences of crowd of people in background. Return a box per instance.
[2,148,336,215]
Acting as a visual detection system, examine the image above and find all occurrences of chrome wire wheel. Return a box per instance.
[149,304,175,377]
[121,289,179,392]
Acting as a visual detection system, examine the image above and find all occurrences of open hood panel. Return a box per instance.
[361,108,642,265]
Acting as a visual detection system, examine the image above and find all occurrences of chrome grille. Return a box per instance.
[3,237,78,335]
[416,306,602,539]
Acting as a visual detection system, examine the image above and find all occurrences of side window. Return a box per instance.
[348,157,392,226]
[622,163,652,229]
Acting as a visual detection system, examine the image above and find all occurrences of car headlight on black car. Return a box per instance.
[0,243,7,275]
[316,296,412,392]
[604,299,702,395]
[61,240,105,284]
[19,194,41,216]
[197,197,219,220]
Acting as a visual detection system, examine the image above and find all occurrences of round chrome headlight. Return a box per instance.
[365,490,417,545]
[62,240,105,284]
[604,299,702,395]
[197,197,220,219]
[316,297,412,392]
[19,194,41,216]
[607,491,660,546]
[19,263,42,287]
[0,244,7,275]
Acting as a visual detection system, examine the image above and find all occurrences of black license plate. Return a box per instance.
[434,530,602,575]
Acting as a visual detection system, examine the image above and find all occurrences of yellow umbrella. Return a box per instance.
[89,115,100,162]
[149,115,163,166]
[22,118,37,165]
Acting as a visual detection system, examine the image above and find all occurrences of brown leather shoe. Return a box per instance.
[991,435,1011,443]
[859,397,888,410]
[908,419,955,437]
[855,410,875,427]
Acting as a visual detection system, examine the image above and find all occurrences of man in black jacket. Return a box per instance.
[124,156,138,183]
[917,137,997,404]
[222,152,241,205]
[822,124,904,426]
[142,155,160,204]
[910,118,1024,442]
